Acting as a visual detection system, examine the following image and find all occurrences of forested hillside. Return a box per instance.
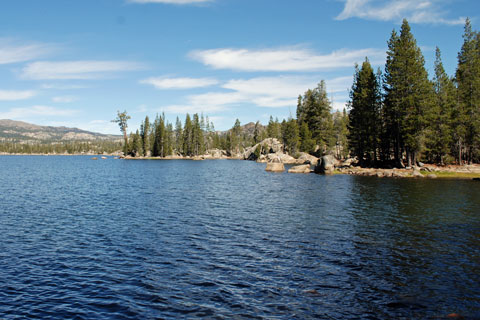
[0,119,122,154]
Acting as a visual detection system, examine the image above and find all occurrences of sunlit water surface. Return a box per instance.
[0,156,479,319]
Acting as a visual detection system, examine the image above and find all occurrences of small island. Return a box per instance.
[106,19,480,180]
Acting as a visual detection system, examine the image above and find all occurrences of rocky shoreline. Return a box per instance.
[123,137,480,180]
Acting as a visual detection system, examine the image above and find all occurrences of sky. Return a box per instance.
[0,0,478,134]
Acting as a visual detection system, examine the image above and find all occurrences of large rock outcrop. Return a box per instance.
[243,138,283,160]
[266,152,298,164]
[314,155,335,174]
[297,152,319,165]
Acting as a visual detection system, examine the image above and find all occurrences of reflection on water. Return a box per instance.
[0,156,478,319]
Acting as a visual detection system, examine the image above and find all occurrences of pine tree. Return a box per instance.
[299,121,315,153]
[131,129,143,157]
[281,118,300,155]
[296,81,334,149]
[253,121,261,143]
[175,116,183,155]
[424,47,456,164]
[183,114,193,156]
[230,119,241,154]
[153,114,166,157]
[192,113,205,155]
[456,18,480,163]
[267,116,274,138]
[384,19,433,167]
[111,110,131,156]
[141,115,151,156]
[348,58,382,165]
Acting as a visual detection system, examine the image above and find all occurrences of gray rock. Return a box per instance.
[314,155,335,174]
[412,169,424,178]
[266,162,285,172]
[297,152,319,165]
[288,164,311,174]
[243,138,283,160]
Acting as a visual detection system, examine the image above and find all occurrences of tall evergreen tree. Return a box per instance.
[141,115,151,156]
[175,116,183,155]
[253,121,261,144]
[299,121,315,153]
[111,110,131,155]
[296,80,334,149]
[281,118,300,154]
[183,114,193,156]
[424,47,456,164]
[348,58,382,165]
[384,19,433,167]
[456,18,480,163]
[153,114,166,157]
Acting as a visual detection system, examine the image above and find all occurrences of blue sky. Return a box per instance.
[0,0,477,134]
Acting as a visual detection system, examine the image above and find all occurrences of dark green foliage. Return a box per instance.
[253,121,261,144]
[281,118,300,154]
[183,114,193,156]
[129,130,143,156]
[299,121,315,153]
[383,19,433,167]
[296,80,334,149]
[348,59,382,165]
[140,116,151,156]
[254,144,261,160]
[266,116,281,140]
[424,47,455,164]
[455,18,480,163]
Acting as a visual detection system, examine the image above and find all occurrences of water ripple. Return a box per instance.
[0,156,479,319]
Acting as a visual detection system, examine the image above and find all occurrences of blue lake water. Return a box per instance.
[0,156,479,319]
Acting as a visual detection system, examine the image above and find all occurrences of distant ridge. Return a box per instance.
[0,119,121,143]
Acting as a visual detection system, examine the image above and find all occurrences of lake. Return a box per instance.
[0,156,479,319]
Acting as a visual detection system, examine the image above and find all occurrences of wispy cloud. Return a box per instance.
[0,39,54,65]
[128,0,212,4]
[52,96,76,103]
[140,76,218,89]
[336,0,465,25]
[22,60,143,80]
[0,105,79,120]
[190,47,385,72]
[161,75,352,114]
[41,83,89,90]
[163,103,226,114]
[0,90,36,101]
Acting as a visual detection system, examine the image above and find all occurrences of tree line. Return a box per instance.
[348,18,480,167]
[0,140,122,155]
[115,18,479,166]
[117,98,349,159]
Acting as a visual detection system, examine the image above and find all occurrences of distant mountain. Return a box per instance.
[222,121,265,137]
[0,119,121,143]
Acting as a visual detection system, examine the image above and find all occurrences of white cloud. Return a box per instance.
[161,75,352,114]
[190,47,385,72]
[0,39,53,65]
[52,96,76,103]
[163,104,227,114]
[129,0,212,4]
[41,83,89,90]
[140,77,218,89]
[0,105,79,120]
[22,60,143,80]
[336,0,465,25]
[0,90,36,101]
